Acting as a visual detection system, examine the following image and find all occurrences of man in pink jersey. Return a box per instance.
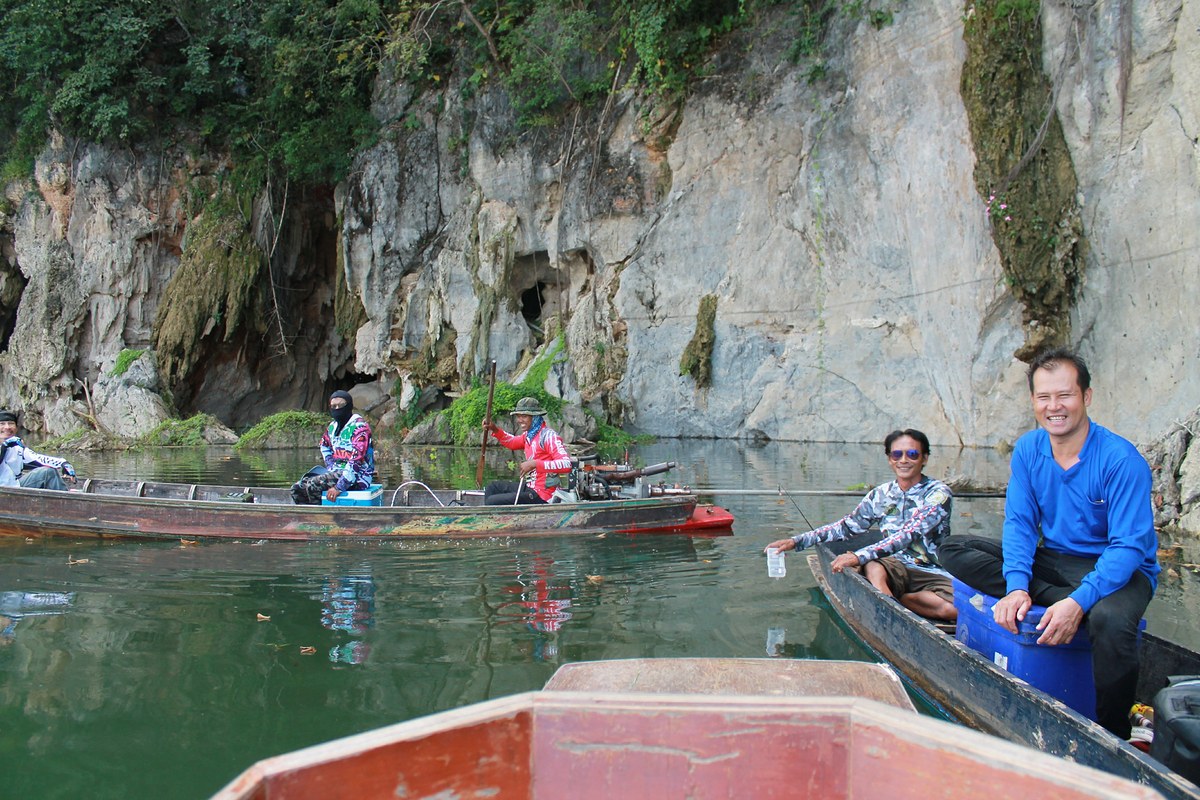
[483,397,572,505]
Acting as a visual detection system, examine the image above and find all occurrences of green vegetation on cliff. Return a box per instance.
[1,0,875,183]
[961,0,1083,358]
[140,413,223,446]
[446,337,565,445]
[680,294,718,387]
[152,191,264,387]
[237,410,327,450]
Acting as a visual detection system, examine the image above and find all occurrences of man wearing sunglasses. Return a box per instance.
[765,428,956,621]
[939,348,1158,739]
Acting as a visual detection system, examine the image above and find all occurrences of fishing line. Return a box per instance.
[778,485,815,531]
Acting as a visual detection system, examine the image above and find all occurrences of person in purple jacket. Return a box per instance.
[940,348,1159,738]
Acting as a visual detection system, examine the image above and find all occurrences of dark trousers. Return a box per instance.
[484,481,545,506]
[939,536,1153,738]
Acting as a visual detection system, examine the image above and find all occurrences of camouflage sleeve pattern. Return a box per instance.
[853,479,953,567]
[791,484,889,550]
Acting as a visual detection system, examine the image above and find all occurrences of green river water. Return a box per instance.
[2,439,1196,799]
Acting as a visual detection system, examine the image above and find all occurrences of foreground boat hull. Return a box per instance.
[808,546,1200,800]
[214,668,1159,799]
[0,481,731,541]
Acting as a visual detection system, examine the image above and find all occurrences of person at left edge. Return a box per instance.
[0,409,76,490]
[482,397,572,505]
[291,391,375,505]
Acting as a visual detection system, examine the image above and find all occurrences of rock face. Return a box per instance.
[1042,0,1200,444]
[1145,406,1200,535]
[0,1,1196,468]
[92,351,172,438]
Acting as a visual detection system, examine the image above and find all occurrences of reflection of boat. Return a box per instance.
[497,554,573,635]
[0,477,733,542]
[0,591,76,640]
[808,545,1200,800]
[213,658,1158,799]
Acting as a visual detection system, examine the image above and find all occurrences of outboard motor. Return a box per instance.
[1152,675,1200,785]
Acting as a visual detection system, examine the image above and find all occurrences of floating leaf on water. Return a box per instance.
[256,613,271,621]
[299,646,317,655]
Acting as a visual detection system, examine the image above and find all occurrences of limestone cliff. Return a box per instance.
[0,0,1196,458]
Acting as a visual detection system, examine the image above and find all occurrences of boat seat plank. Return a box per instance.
[81,478,145,497]
[141,483,197,501]
[544,657,915,711]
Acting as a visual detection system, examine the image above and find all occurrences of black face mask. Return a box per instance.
[330,392,354,433]
[331,405,352,431]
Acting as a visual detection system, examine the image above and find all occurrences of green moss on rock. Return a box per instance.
[139,414,225,447]
[111,348,145,378]
[333,220,368,337]
[679,294,718,387]
[961,1,1083,359]
[236,410,328,450]
[153,192,265,386]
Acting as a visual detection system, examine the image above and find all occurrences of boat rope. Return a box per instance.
[390,480,446,508]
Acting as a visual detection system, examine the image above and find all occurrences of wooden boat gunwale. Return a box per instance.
[807,544,1200,800]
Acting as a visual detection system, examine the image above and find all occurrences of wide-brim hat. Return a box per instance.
[509,397,547,417]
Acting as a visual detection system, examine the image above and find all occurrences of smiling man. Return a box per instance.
[940,348,1159,738]
[0,410,76,490]
[765,428,957,622]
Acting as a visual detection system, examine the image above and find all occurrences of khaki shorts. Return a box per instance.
[873,556,953,602]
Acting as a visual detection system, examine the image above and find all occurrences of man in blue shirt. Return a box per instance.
[940,348,1158,738]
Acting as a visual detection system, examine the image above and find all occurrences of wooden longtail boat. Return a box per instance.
[808,544,1200,800]
[0,478,733,541]
[213,659,1158,800]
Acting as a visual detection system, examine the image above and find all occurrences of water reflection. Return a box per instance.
[0,591,75,643]
[496,553,573,633]
[320,573,375,665]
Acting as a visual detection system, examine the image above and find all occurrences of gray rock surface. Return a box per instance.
[92,351,172,438]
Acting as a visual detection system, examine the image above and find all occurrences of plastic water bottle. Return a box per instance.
[766,548,786,578]
[766,627,785,657]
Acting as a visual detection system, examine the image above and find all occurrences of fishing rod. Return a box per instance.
[680,488,1006,499]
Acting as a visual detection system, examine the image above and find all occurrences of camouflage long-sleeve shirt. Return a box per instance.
[790,476,952,570]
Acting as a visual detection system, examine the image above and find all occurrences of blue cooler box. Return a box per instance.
[321,484,384,507]
[952,577,1099,719]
